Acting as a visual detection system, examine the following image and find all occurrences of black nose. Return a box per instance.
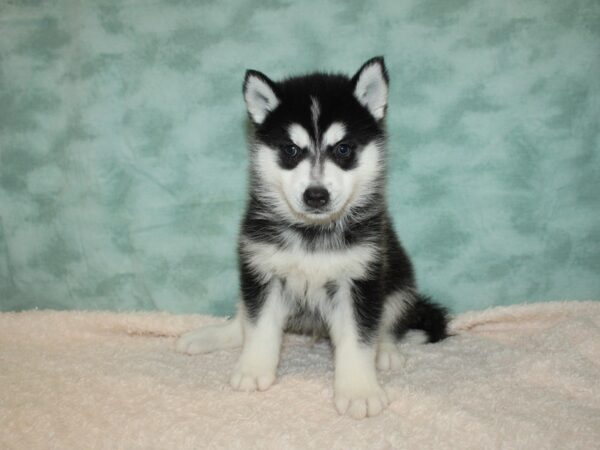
[303,186,330,209]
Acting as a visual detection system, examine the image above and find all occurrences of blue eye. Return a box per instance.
[283,144,300,157]
[335,143,352,157]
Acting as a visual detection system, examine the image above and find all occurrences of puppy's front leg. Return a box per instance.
[329,282,388,419]
[230,279,288,392]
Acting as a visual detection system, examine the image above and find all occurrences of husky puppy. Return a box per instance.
[177,57,448,419]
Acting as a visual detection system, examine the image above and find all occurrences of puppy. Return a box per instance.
[177,57,448,419]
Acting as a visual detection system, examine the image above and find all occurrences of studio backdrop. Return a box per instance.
[1,0,599,315]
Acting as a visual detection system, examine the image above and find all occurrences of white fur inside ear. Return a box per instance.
[244,75,279,124]
[354,63,388,120]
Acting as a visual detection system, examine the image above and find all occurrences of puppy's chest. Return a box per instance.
[244,241,375,302]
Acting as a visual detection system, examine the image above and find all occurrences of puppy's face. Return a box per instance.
[244,58,389,225]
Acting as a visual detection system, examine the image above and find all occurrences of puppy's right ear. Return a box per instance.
[243,70,280,125]
[352,57,389,121]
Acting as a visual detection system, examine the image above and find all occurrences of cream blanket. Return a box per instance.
[1,302,599,449]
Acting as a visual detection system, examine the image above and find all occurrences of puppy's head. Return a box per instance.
[244,57,388,225]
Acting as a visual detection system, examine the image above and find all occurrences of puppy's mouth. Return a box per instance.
[293,203,348,225]
[304,205,330,215]
[302,208,334,221]
[299,212,337,225]
[282,194,339,225]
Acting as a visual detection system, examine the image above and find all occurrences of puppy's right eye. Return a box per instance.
[282,144,300,157]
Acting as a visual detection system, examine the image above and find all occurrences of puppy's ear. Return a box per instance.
[351,56,389,120]
[243,70,280,125]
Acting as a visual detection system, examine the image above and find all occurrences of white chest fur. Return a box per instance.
[241,239,375,304]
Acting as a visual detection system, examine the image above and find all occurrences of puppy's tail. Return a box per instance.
[395,293,450,343]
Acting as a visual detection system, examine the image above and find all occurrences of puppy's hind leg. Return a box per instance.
[376,291,410,371]
[176,309,243,355]
[376,331,405,371]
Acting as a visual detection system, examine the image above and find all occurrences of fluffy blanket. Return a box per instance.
[1,302,599,449]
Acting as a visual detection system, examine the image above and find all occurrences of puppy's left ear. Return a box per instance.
[351,56,389,120]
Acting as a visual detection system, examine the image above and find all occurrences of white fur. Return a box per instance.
[281,158,312,215]
[380,290,413,332]
[354,62,388,120]
[375,291,412,370]
[244,74,279,124]
[328,283,389,418]
[288,123,312,150]
[376,334,405,371]
[241,238,375,289]
[176,313,243,354]
[230,280,289,392]
[252,143,305,223]
[322,122,346,148]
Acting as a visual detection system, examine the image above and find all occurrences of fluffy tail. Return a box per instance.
[394,293,449,343]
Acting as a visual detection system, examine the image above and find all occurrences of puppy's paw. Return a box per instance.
[376,344,405,371]
[176,322,241,355]
[230,368,275,392]
[334,383,389,419]
[176,328,219,354]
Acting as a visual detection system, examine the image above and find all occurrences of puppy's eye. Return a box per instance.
[334,143,352,158]
[282,144,300,158]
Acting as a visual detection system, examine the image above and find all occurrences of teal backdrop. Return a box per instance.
[1,0,599,315]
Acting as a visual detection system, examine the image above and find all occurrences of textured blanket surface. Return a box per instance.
[1,302,599,449]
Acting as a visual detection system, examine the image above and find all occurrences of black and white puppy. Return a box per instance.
[177,57,448,419]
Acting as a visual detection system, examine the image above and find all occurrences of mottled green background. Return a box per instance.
[1,0,599,315]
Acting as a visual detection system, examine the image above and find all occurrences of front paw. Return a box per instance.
[335,382,389,419]
[230,367,276,392]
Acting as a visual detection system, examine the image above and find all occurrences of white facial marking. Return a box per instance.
[244,74,279,124]
[354,62,388,120]
[288,123,311,150]
[254,143,313,220]
[320,141,383,216]
[322,122,346,148]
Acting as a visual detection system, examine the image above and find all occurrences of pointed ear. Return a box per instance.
[243,70,280,125]
[351,56,389,120]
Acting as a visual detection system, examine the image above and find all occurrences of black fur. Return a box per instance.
[238,257,268,321]
[393,294,449,343]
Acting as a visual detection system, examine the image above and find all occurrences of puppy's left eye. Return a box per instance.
[334,143,352,158]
